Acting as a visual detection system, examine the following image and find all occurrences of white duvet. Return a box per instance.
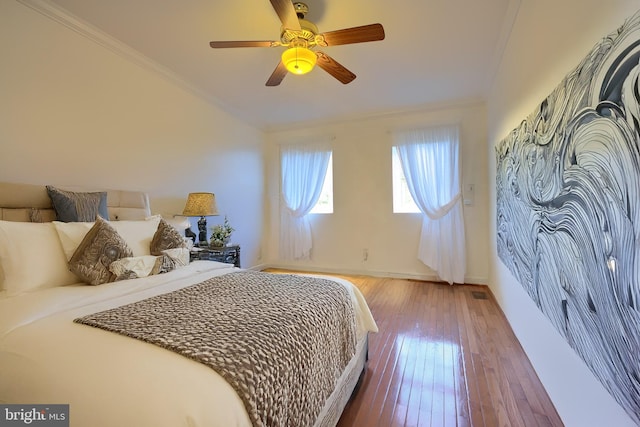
[0,262,377,427]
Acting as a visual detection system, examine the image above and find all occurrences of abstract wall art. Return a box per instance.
[496,9,640,423]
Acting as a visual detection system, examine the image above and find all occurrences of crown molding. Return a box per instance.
[15,0,233,114]
[485,0,522,94]
[264,96,486,133]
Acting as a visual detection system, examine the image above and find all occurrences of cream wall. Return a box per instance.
[265,102,489,283]
[0,1,265,267]
[487,1,639,425]
[9,0,639,422]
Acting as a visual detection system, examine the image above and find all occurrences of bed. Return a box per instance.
[0,182,378,427]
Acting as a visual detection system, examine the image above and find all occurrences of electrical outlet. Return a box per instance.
[362,248,369,262]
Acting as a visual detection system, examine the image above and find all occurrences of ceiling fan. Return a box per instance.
[209,0,385,86]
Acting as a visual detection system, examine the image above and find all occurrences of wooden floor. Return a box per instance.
[267,270,564,427]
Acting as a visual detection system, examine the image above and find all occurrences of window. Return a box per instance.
[309,153,333,214]
[280,142,332,260]
[391,125,465,283]
[392,146,420,213]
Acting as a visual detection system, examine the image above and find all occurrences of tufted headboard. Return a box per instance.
[0,182,151,222]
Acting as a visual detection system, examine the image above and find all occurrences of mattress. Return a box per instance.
[0,262,377,427]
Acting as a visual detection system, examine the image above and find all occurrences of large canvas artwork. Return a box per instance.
[496,10,640,423]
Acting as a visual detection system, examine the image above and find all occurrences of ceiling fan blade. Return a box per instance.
[319,23,385,46]
[210,40,276,48]
[269,0,301,31]
[315,52,356,84]
[266,61,288,86]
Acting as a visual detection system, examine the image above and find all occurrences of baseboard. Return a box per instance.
[246,262,270,272]
[258,262,487,285]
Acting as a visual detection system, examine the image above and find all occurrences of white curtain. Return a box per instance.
[280,142,331,260]
[394,125,466,284]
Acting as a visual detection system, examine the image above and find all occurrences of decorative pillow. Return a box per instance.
[0,221,79,295]
[151,254,177,275]
[69,217,133,285]
[146,215,194,249]
[109,255,158,281]
[150,218,189,256]
[162,247,190,267]
[110,216,161,257]
[108,252,181,282]
[46,186,109,222]
[29,208,44,223]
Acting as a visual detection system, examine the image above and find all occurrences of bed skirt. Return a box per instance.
[314,333,368,427]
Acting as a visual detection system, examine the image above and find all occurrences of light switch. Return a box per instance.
[464,183,475,206]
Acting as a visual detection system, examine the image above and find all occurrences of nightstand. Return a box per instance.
[190,245,241,268]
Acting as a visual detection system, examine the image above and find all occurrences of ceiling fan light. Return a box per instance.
[282,47,317,75]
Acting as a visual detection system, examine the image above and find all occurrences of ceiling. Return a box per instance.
[37,0,520,130]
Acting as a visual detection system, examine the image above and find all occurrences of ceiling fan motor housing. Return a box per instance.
[293,2,309,18]
[280,21,318,45]
[281,2,318,47]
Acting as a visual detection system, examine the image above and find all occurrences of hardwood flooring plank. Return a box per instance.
[264,269,564,427]
[455,290,486,427]
[402,291,427,426]
[374,282,415,426]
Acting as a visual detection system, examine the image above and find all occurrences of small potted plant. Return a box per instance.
[210,216,234,248]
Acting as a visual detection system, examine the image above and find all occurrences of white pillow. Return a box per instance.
[109,255,158,279]
[52,221,93,260]
[146,215,191,233]
[109,248,188,280]
[53,217,161,259]
[0,221,79,295]
[111,217,160,256]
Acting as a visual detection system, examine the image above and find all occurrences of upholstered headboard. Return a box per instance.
[0,182,151,222]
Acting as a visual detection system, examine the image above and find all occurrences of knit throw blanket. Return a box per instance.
[75,271,357,427]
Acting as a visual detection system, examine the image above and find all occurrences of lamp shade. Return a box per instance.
[282,47,317,75]
[182,192,218,216]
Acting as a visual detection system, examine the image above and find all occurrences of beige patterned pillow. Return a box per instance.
[28,208,56,223]
[28,208,44,223]
[109,253,181,282]
[150,218,188,256]
[69,217,133,285]
[109,255,158,281]
[162,247,190,267]
[150,254,177,275]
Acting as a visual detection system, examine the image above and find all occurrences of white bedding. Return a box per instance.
[0,262,378,427]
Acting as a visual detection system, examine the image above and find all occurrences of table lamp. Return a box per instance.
[182,192,218,246]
